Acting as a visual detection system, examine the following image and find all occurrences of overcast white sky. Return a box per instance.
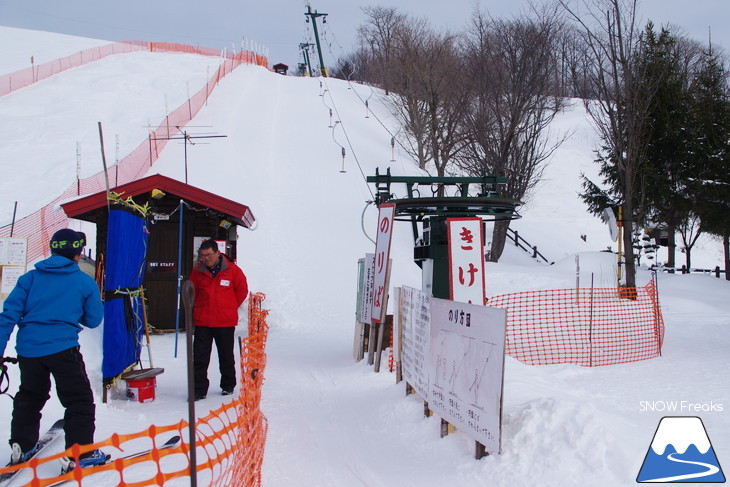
[0,0,727,69]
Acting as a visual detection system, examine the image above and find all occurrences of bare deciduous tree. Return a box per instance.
[385,17,434,169]
[360,10,469,176]
[559,0,660,290]
[414,31,470,178]
[458,8,567,261]
[358,6,407,94]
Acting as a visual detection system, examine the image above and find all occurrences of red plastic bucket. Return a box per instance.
[126,377,156,403]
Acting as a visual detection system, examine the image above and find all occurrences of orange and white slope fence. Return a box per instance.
[0,41,267,98]
[489,281,664,367]
[0,292,270,487]
[0,41,268,265]
[0,41,146,97]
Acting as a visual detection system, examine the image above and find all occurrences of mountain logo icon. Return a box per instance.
[637,416,725,483]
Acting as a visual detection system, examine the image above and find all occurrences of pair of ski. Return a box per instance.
[0,419,181,486]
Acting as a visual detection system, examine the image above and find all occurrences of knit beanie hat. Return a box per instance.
[50,229,86,259]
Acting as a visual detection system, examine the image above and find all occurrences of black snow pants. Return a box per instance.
[10,346,95,452]
[193,325,236,397]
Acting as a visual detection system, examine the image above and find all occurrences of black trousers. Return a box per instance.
[193,326,236,397]
[11,347,95,452]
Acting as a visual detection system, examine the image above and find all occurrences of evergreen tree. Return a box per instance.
[689,45,730,278]
[640,24,694,269]
[562,0,660,292]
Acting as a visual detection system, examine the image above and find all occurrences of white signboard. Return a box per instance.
[0,238,27,300]
[0,238,27,266]
[428,297,506,454]
[399,286,431,400]
[447,218,485,305]
[1,265,25,296]
[358,254,375,323]
[371,204,395,323]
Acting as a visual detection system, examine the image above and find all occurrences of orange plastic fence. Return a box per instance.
[0,42,268,264]
[0,293,270,487]
[0,41,267,97]
[489,282,664,366]
[0,41,146,97]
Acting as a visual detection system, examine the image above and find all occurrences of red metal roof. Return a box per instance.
[61,174,255,228]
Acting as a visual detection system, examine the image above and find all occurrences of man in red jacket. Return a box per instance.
[189,239,248,400]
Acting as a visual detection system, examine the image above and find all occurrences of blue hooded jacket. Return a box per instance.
[0,255,103,358]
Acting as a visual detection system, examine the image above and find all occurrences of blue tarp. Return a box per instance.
[102,207,149,380]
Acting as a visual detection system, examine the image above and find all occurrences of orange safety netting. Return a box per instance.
[0,41,268,98]
[489,282,664,367]
[0,292,270,487]
[0,42,146,97]
[0,42,268,265]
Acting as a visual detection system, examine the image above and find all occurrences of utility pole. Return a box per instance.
[304,5,328,77]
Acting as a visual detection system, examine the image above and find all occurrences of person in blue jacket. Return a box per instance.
[0,229,109,472]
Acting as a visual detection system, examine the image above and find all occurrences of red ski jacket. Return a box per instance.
[190,255,248,327]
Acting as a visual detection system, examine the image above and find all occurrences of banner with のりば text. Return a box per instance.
[371,204,395,323]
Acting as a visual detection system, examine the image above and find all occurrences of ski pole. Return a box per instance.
[0,356,19,397]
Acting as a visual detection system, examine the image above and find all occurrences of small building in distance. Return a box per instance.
[273,63,289,75]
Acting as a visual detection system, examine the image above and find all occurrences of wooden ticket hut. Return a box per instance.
[61,174,255,331]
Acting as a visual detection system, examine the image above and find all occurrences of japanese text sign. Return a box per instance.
[429,297,506,454]
[358,254,375,323]
[371,204,395,323]
[398,286,431,400]
[447,218,486,305]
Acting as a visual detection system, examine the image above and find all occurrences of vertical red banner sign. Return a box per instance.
[447,217,486,305]
[371,204,395,323]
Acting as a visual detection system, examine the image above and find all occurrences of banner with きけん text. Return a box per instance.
[447,218,485,305]
[371,204,395,323]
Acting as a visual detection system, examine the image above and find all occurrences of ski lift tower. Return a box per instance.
[367,168,522,299]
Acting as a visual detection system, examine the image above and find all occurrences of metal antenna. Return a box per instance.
[151,127,227,184]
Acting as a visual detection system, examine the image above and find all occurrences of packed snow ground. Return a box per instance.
[0,27,728,487]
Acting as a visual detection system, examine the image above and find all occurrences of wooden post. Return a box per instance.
[97,122,111,212]
[360,322,369,361]
[374,316,386,372]
[475,442,488,460]
[182,281,198,487]
[440,418,454,438]
[367,322,378,365]
[374,326,384,372]
[373,261,392,372]
[440,418,449,438]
